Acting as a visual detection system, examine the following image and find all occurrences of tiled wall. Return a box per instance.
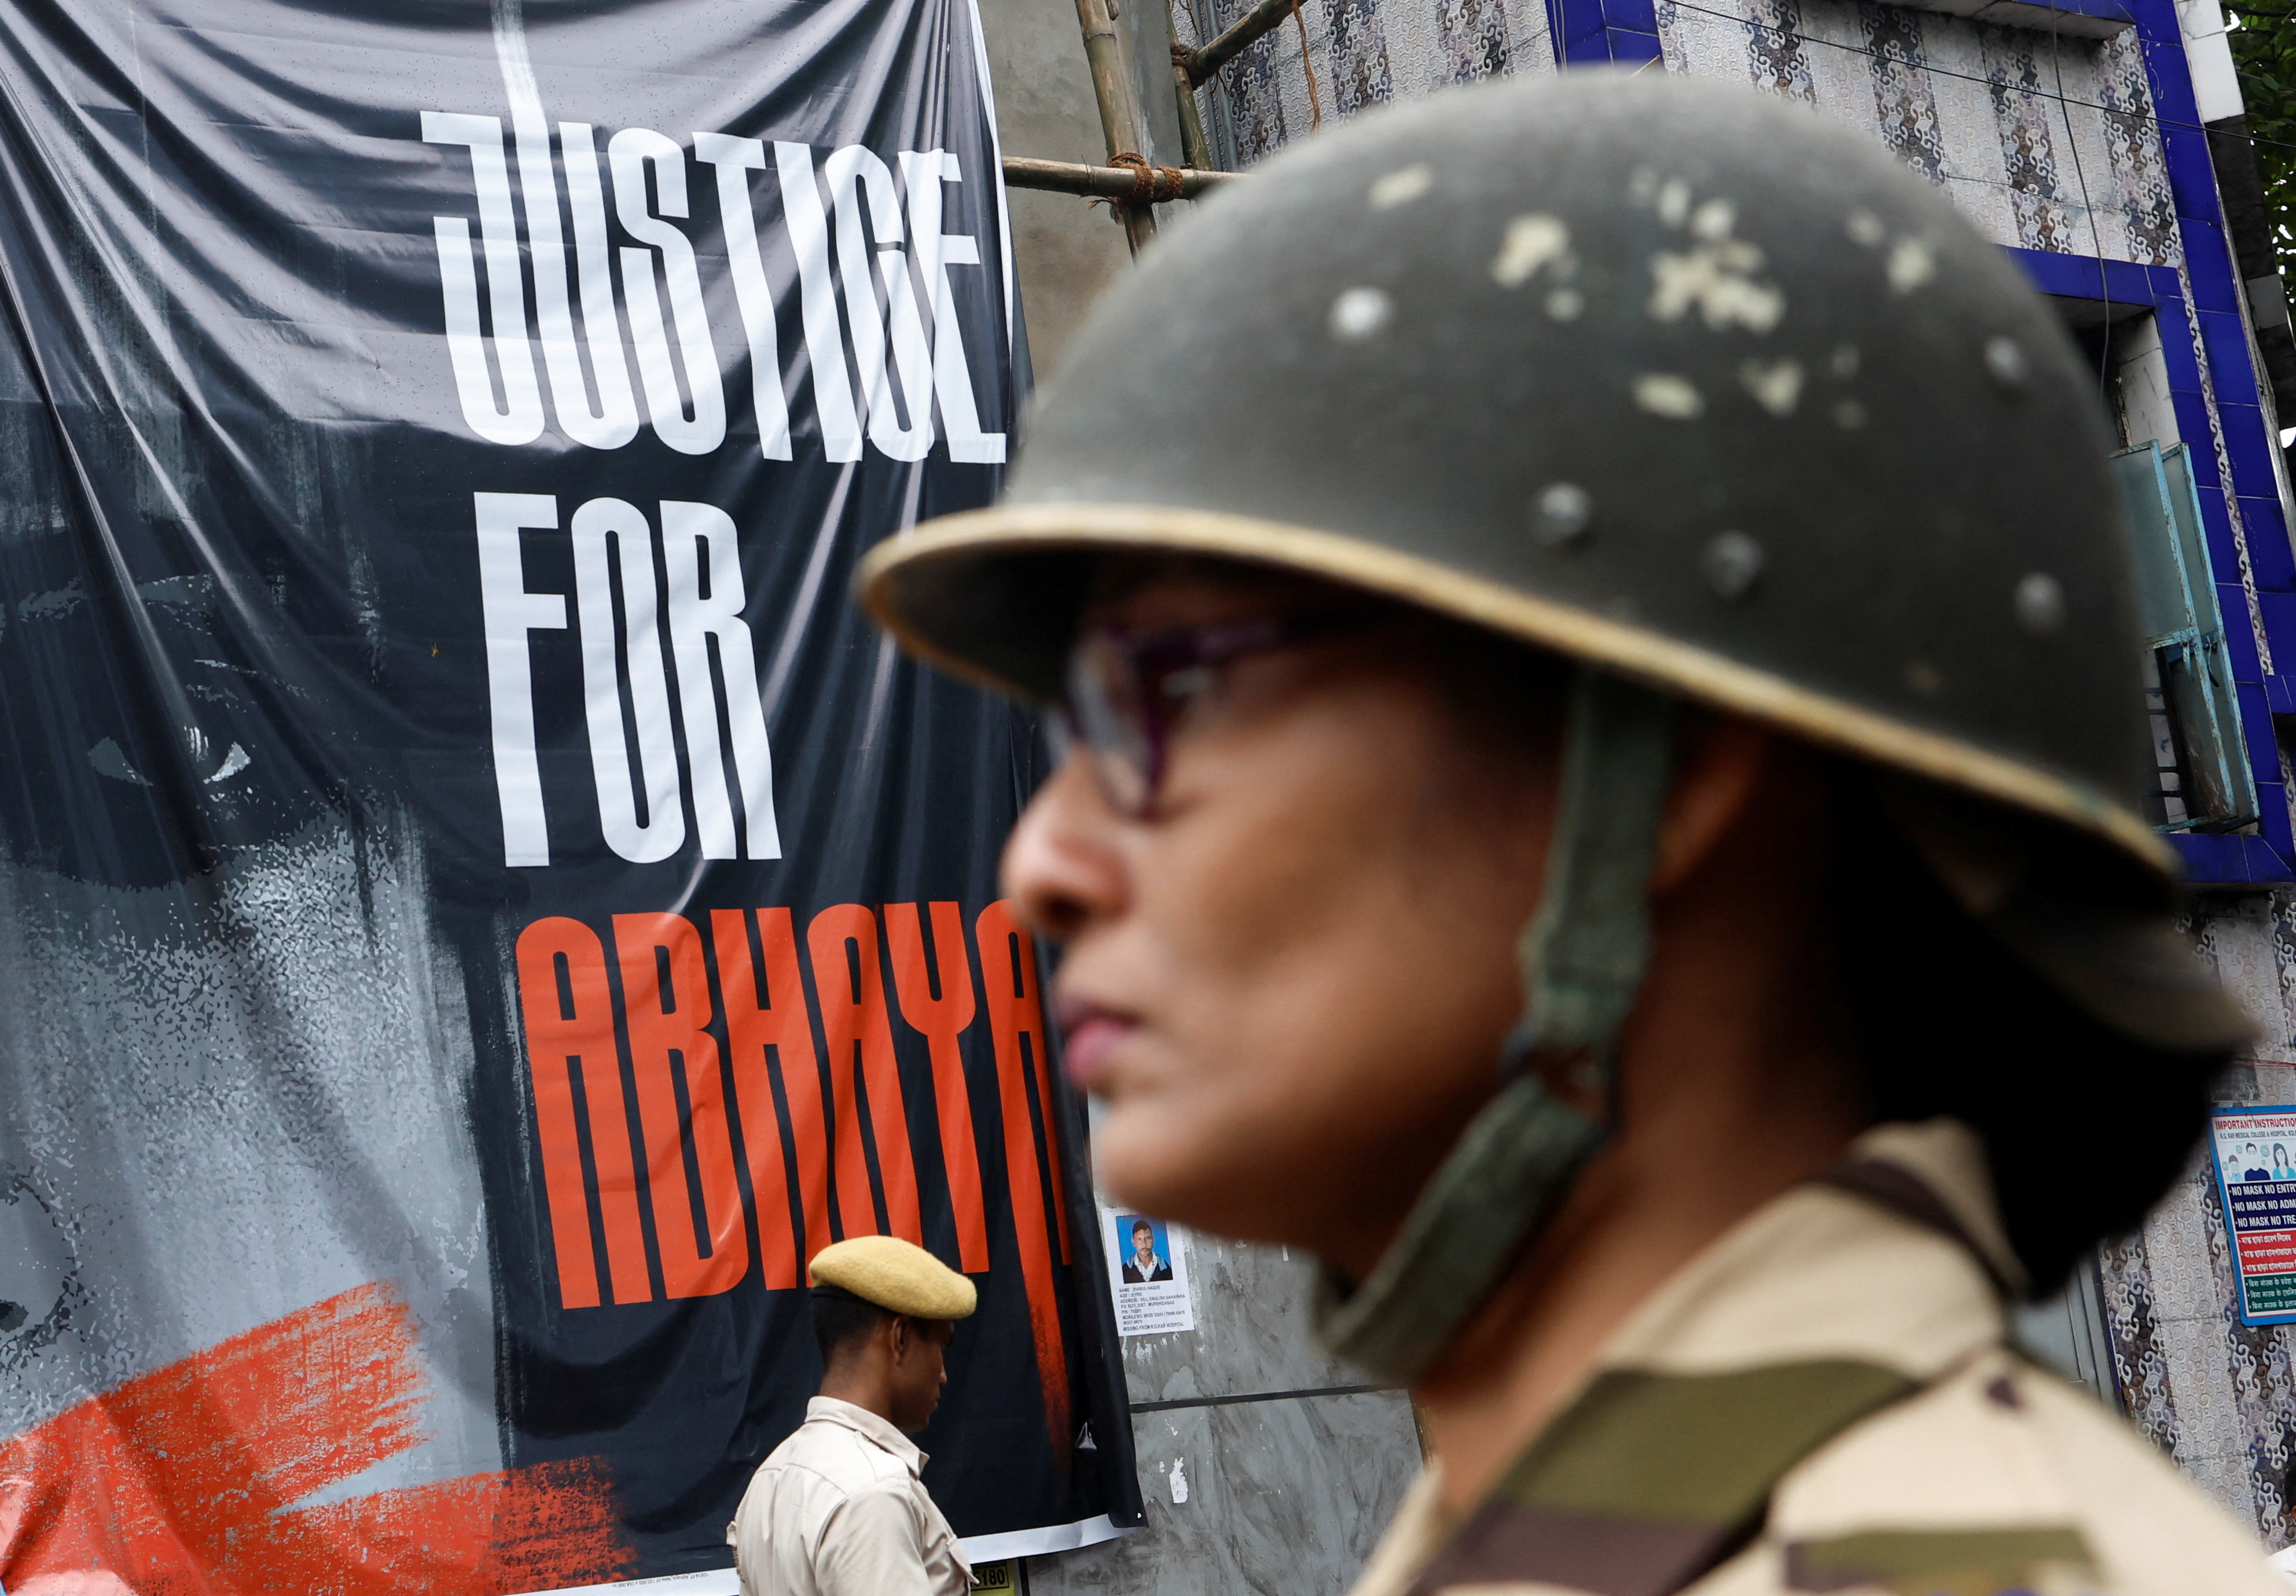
[1185,0,2170,271]
[1655,0,2175,263]
[1169,0,1555,167]
[2113,899,2296,1549]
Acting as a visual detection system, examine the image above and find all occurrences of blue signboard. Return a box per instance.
[2209,1107,2296,1325]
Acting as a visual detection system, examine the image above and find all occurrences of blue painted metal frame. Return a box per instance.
[2005,251,2289,882]
[1551,0,1662,66]
[1895,0,2136,37]
[2012,0,2296,883]
[1542,0,2296,882]
[1999,0,2134,29]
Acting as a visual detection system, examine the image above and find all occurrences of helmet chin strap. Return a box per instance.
[1313,667,1677,1385]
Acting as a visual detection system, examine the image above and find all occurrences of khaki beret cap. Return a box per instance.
[809,1235,977,1320]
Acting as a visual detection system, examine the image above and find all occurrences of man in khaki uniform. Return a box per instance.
[729,1237,975,1596]
[856,72,2286,1596]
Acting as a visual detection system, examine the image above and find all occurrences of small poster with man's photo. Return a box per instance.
[1103,1209,1195,1337]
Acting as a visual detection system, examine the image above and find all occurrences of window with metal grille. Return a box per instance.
[2111,440,2258,832]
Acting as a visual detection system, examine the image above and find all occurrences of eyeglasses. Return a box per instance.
[1048,612,1361,818]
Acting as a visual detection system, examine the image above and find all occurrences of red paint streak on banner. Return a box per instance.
[976,899,1072,1467]
[0,1283,630,1594]
[807,904,924,1245]
[616,911,750,1299]
[886,900,990,1273]
[712,906,816,1284]
[517,915,653,1308]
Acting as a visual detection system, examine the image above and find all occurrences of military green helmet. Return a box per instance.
[864,71,2251,1371]
[867,73,2172,867]
[863,73,2256,1071]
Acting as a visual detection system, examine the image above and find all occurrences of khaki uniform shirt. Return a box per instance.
[729,1396,972,1596]
[1350,1120,2283,1596]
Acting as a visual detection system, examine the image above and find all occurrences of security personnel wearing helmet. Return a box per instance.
[861,75,2276,1596]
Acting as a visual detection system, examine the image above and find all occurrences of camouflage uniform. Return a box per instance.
[1350,1123,2279,1596]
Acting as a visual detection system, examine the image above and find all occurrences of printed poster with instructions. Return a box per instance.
[1103,1208,1196,1337]
[2209,1106,2296,1326]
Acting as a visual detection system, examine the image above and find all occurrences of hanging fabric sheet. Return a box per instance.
[0,0,1139,1587]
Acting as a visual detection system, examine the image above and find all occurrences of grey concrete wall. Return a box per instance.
[1027,1233,1424,1594]
[975,0,1190,379]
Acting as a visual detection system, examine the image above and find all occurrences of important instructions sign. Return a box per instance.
[2210,1108,2296,1325]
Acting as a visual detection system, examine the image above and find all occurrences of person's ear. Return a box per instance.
[1648,714,1776,896]
[887,1313,912,1365]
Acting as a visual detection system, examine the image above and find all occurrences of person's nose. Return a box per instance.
[1001,756,1129,943]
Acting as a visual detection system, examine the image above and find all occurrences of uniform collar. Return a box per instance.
[806,1395,928,1474]
[1814,1119,2025,1293]
[1588,1116,2014,1382]
[1372,1118,2019,1596]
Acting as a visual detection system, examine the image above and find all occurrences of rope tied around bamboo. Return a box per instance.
[1093,152,1190,207]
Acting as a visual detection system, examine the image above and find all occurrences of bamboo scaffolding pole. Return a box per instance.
[1170,42,1216,171]
[1070,0,1161,253]
[1002,155,1240,199]
[1176,0,1299,84]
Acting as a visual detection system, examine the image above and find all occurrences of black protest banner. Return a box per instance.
[0,0,1138,1586]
